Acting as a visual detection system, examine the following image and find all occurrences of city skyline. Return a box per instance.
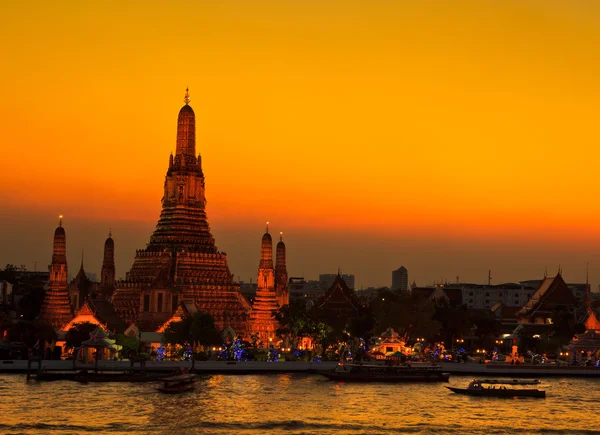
[2,2,600,289]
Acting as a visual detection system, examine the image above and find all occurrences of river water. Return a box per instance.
[0,373,599,434]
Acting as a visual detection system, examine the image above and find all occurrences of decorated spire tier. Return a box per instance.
[111,90,251,334]
[250,224,281,344]
[39,216,74,330]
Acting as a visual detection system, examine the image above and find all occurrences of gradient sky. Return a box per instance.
[1,1,600,288]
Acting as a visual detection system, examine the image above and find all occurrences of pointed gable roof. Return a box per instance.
[585,309,600,332]
[517,274,576,319]
[60,297,126,333]
[156,300,200,333]
[317,274,361,312]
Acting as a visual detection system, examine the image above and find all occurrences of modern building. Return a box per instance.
[319,273,355,290]
[0,281,12,305]
[391,266,408,291]
[288,278,327,302]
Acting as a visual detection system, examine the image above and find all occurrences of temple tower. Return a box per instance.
[250,224,280,345]
[39,216,74,329]
[275,232,289,308]
[111,89,251,333]
[69,251,94,309]
[100,230,116,297]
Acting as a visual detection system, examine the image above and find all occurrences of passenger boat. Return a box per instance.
[318,363,450,383]
[157,373,196,394]
[446,379,546,398]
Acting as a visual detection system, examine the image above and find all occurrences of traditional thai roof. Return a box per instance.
[156,300,199,333]
[585,309,600,332]
[566,329,600,353]
[490,302,520,320]
[516,274,576,320]
[316,274,361,312]
[61,297,127,333]
[81,327,119,349]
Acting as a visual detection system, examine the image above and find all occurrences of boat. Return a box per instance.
[157,373,196,394]
[318,363,450,383]
[446,379,546,398]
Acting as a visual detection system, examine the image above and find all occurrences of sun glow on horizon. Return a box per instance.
[1,1,600,286]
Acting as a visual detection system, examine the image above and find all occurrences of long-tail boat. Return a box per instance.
[446,379,546,398]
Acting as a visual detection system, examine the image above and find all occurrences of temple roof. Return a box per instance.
[317,274,362,312]
[61,297,127,333]
[516,274,576,319]
[585,309,600,332]
[179,104,194,115]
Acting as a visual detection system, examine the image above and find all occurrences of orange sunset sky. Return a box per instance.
[1,1,600,288]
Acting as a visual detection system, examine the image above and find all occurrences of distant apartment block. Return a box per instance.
[289,278,328,302]
[440,279,590,310]
[391,266,408,291]
[319,274,355,290]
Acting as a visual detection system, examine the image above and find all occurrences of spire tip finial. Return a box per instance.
[266,222,269,233]
[58,214,63,227]
[184,87,191,105]
[108,228,112,238]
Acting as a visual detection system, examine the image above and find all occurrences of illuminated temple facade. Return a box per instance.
[39,218,74,330]
[111,90,251,333]
[250,227,289,343]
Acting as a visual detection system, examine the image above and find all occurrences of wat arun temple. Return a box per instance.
[39,90,288,341]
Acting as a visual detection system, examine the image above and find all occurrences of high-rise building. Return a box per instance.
[111,90,251,333]
[39,217,74,329]
[319,273,355,290]
[392,266,408,291]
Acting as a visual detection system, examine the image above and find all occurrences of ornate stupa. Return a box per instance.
[39,216,74,329]
[100,230,116,297]
[275,232,289,308]
[250,224,281,344]
[111,89,251,333]
[68,251,95,309]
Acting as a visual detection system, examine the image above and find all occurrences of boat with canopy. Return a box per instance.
[446,379,546,398]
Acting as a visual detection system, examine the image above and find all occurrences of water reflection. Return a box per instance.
[1,374,600,434]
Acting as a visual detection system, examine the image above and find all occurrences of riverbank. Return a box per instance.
[2,359,600,377]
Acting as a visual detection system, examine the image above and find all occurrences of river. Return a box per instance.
[0,374,598,434]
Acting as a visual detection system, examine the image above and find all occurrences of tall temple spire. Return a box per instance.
[100,229,116,297]
[251,226,279,344]
[39,220,73,330]
[260,226,273,268]
[111,93,251,334]
[275,231,289,308]
[585,262,591,311]
[176,88,196,158]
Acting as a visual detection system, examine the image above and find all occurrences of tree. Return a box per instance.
[115,333,139,358]
[163,311,221,349]
[6,320,57,348]
[0,264,17,282]
[550,305,578,346]
[275,299,312,347]
[18,287,46,321]
[65,322,98,349]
